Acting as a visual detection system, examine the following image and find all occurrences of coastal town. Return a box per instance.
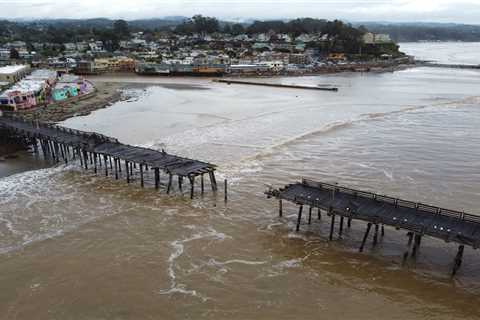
[0,17,413,115]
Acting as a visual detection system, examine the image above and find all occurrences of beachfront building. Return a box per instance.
[363,33,393,44]
[0,65,31,84]
[89,57,137,74]
[52,75,89,102]
[0,79,47,111]
[0,68,57,111]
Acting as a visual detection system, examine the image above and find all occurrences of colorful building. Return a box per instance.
[52,75,88,102]
[0,79,47,111]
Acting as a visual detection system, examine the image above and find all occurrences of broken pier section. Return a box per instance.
[266,179,480,276]
[0,116,218,198]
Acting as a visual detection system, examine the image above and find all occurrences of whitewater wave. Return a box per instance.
[159,226,230,301]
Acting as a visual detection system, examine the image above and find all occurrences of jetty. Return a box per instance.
[214,79,339,91]
[418,61,480,70]
[266,179,480,276]
[0,116,218,198]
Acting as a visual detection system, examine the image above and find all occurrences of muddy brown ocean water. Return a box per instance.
[1,54,480,318]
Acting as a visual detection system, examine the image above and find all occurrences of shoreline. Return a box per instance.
[6,81,127,123]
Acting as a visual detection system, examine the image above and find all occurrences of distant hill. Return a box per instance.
[354,22,480,42]
[7,17,188,30]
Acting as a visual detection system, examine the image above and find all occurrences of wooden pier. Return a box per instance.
[214,79,339,91]
[0,116,218,198]
[266,179,480,275]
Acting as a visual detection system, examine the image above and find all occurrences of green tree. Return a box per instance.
[10,48,20,59]
[231,23,245,35]
[113,19,130,39]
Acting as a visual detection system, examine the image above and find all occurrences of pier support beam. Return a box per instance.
[279,200,283,217]
[339,216,344,238]
[154,168,160,190]
[201,174,205,195]
[411,234,422,258]
[296,205,303,232]
[402,232,415,265]
[318,208,321,220]
[224,179,228,202]
[359,223,373,252]
[308,207,312,225]
[140,164,144,188]
[167,174,173,194]
[209,171,218,191]
[452,245,465,276]
[373,224,379,246]
[125,161,130,183]
[190,176,195,199]
[329,213,336,241]
[114,158,118,180]
[104,155,108,177]
[178,176,183,193]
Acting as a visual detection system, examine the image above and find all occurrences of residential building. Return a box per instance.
[0,65,31,84]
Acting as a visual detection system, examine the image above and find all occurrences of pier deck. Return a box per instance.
[267,179,480,275]
[0,116,218,197]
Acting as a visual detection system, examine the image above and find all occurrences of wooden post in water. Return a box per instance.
[140,164,144,188]
[154,168,160,190]
[402,232,415,265]
[93,153,98,174]
[411,234,422,258]
[279,199,283,217]
[114,158,118,180]
[224,179,228,202]
[452,245,465,276]
[296,205,303,232]
[308,207,312,225]
[339,216,344,238]
[329,213,335,241]
[359,223,373,252]
[83,151,88,170]
[318,208,321,220]
[79,148,84,168]
[201,174,205,195]
[178,176,183,193]
[125,160,130,183]
[190,176,195,199]
[373,224,379,246]
[104,155,108,176]
[209,171,218,191]
[167,174,173,194]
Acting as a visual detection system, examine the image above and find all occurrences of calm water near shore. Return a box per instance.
[1,43,480,319]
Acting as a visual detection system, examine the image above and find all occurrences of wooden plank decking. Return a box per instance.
[0,115,218,196]
[267,178,480,275]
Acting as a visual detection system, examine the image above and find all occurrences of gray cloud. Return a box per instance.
[0,0,479,23]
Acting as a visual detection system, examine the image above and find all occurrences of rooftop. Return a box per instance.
[0,65,29,75]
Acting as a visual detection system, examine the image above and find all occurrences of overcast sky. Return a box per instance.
[1,0,479,24]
